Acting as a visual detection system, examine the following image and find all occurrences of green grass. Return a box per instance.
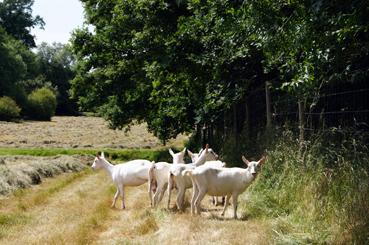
[240,130,369,244]
[0,147,171,162]
[0,212,30,239]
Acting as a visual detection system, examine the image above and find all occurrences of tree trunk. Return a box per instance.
[265,81,272,130]
[233,104,239,148]
[298,99,305,150]
[243,98,249,137]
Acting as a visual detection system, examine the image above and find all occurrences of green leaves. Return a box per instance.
[70,0,369,142]
[0,0,44,47]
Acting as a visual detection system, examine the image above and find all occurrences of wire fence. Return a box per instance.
[270,87,369,133]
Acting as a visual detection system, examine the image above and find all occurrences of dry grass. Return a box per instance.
[0,171,110,244]
[0,116,269,244]
[95,185,270,245]
[0,155,91,195]
[0,116,187,149]
[0,167,270,245]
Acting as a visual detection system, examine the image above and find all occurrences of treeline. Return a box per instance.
[0,0,78,121]
[71,0,368,161]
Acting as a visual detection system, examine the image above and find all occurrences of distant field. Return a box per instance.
[0,116,187,149]
[0,116,186,197]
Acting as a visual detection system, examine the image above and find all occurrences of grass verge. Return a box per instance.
[240,129,369,244]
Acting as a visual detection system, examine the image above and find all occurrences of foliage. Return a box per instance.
[35,42,78,115]
[0,96,21,121]
[0,28,28,98]
[0,0,44,47]
[26,87,57,121]
[0,2,77,120]
[71,0,369,145]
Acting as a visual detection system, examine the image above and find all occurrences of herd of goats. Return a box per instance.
[92,145,266,219]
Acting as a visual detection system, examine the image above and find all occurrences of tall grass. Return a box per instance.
[241,129,369,244]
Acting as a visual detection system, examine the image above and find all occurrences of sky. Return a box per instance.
[31,0,85,46]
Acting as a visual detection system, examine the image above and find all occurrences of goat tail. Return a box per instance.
[148,163,157,193]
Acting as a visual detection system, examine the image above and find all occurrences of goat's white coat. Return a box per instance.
[181,149,225,206]
[167,146,222,210]
[92,152,153,209]
[187,156,265,219]
[148,148,186,207]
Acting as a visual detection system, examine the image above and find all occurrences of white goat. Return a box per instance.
[187,148,219,163]
[169,147,187,164]
[148,148,186,207]
[167,145,216,210]
[92,152,153,209]
[186,156,266,219]
[188,148,224,205]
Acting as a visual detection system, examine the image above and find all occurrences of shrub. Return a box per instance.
[27,87,57,121]
[0,96,21,121]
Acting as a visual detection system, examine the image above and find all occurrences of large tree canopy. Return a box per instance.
[71,0,369,144]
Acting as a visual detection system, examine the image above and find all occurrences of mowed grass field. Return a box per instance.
[0,171,269,245]
[0,116,270,244]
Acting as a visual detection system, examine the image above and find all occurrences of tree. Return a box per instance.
[71,0,369,151]
[36,42,78,115]
[0,0,44,47]
[0,27,30,99]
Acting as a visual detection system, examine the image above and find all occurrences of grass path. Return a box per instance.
[0,170,111,244]
[95,186,269,245]
[1,170,270,245]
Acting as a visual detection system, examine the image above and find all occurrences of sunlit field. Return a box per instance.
[0,116,269,244]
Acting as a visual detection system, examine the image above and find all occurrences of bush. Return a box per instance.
[27,87,57,121]
[0,96,21,121]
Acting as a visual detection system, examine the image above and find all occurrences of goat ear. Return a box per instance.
[242,156,249,166]
[182,147,187,153]
[258,156,266,165]
[187,150,193,157]
[101,152,105,158]
[169,148,174,156]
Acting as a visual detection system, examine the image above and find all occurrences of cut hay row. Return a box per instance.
[0,155,92,196]
[0,171,112,244]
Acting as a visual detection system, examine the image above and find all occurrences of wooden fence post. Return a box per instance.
[265,81,272,130]
[298,100,305,143]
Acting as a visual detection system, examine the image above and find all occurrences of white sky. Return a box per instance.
[31,0,85,46]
